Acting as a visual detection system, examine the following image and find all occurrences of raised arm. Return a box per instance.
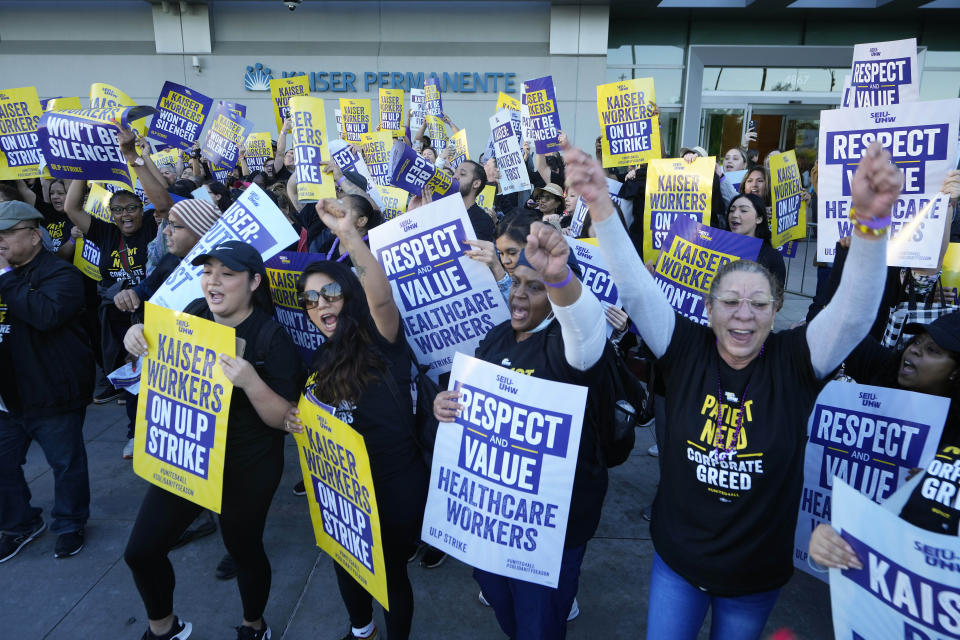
[565,146,675,358]
[118,128,173,219]
[808,142,900,378]
[63,178,91,234]
[273,118,291,175]
[913,168,960,277]
[315,197,400,342]
[525,221,606,371]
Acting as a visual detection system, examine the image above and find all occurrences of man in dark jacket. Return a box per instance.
[0,201,94,562]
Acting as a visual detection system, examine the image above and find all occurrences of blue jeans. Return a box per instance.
[0,409,90,535]
[646,552,780,640]
[474,544,586,640]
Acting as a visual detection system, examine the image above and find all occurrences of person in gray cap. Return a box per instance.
[0,200,94,563]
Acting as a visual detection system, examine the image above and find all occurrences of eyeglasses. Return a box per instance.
[110,204,142,214]
[0,224,39,237]
[298,282,344,309]
[711,296,776,313]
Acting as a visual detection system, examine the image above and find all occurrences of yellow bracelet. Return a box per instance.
[848,207,891,236]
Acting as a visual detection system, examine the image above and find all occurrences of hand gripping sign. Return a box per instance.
[134,302,235,512]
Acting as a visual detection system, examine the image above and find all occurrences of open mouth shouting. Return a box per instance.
[206,287,226,307]
[900,356,916,377]
[319,312,338,334]
[117,216,137,233]
[728,328,755,345]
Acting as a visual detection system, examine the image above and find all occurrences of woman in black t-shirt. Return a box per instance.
[283,195,427,640]
[569,141,901,639]
[122,240,301,640]
[726,193,786,290]
[433,222,610,640]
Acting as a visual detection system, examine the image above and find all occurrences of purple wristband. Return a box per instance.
[544,267,574,288]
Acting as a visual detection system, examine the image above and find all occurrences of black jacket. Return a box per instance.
[0,250,94,417]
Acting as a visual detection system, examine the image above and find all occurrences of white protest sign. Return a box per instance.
[369,195,510,381]
[490,110,531,196]
[565,238,621,310]
[422,352,587,588]
[793,381,948,581]
[409,89,425,138]
[887,193,951,269]
[841,74,855,109]
[334,109,343,139]
[569,197,589,237]
[829,479,960,639]
[149,184,299,311]
[850,38,920,107]
[816,98,960,263]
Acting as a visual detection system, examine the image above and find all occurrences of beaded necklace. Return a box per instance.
[713,343,763,461]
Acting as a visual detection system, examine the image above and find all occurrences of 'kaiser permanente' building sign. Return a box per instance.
[244,63,516,94]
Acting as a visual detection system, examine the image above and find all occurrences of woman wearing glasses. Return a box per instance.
[567,141,901,640]
[284,195,427,640]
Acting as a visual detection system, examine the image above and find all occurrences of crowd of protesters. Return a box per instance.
[1,84,959,640]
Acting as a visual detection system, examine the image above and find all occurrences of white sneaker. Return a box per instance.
[647,444,659,457]
[123,438,135,459]
[478,590,490,606]
[567,597,580,622]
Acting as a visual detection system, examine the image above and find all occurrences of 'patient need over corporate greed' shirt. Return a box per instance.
[652,315,825,596]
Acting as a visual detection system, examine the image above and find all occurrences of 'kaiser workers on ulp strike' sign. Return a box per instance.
[134,302,235,513]
[421,353,588,588]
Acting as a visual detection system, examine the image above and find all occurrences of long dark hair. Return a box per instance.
[205,180,233,213]
[496,209,539,244]
[297,260,388,405]
[727,193,771,242]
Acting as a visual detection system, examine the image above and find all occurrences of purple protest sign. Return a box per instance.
[148,81,213,150]
[218,101,247,119]
[389,140,458,198]
[329,139,371,179]
[522,76,562,154]
[38,105,157,182]
[264,252,326,366]
[424,77,443,117]
[202,104,253,170]
[652,217,761,325]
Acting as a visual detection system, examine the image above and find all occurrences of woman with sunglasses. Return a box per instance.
[570,141,901,639]
[283,197,428,640]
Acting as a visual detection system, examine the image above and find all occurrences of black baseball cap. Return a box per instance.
[905,312,960,353]
[191,240,264,273]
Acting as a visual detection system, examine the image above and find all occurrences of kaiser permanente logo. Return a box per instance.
[245,63,274,91]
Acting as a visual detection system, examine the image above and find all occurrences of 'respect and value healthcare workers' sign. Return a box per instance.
[134,302,235,512]
[829,479,960,640]
[596,77,661,169]
[816,98,960,264]
[369,195,510,381]
[421,352,587,588]
[653,217,761,326]
[293,391,389,610]
[264,252,326,367]
[147,81,213,150]
[793,381,947,582]
[644,157,715,262]
[848,38,920,108]
[0,86,44,180]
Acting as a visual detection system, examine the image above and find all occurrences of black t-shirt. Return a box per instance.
[475,320,609,549]
[36,202,74,254]
[186,302,304,469]
[467,203,496,242]
[85,216,158,289]
[757,241,786,290]
[653,315,823,595]
[899,443,960,535]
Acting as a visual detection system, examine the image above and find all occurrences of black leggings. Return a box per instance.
[124,445,283,621]
[335,471,426,640]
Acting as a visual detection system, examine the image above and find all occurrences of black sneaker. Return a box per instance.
[406,541,426,563]
[140,616,192,640]
[0,520,46,563]
[216,553,237,580]
[292,480,306,496]
[93,387,122,404]
[54,529,84,558]
[236,621,271,639]
[420,546,447,569]
[171,511,217,550]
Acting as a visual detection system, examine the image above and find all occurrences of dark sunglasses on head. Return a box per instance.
[298,282,344,309]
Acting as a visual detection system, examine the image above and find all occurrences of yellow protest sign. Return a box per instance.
[769,150,807,248]
[496,92,522,113]
[475,184,497,211]
[378,88,404,137]
[339,98,372,143]
[89,83,147,135]
[150,147,180,169]
[359,130,392,187]
[290,96,335,202]
[0,86,43,180]
[643,156,715,262]
[244,131,273,172]
[941,243,960,303]
[73,183,114,280]
[270,75,310,133]
[596,77,661,168]
[294,393,389,610]
[45,97,83,112]
[373,184,408,221]
[424,114,448,153]
[134,302,235,513]
[450,129,469,168]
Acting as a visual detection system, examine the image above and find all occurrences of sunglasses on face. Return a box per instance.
[298,282,344,309]
[110,204,142,214]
